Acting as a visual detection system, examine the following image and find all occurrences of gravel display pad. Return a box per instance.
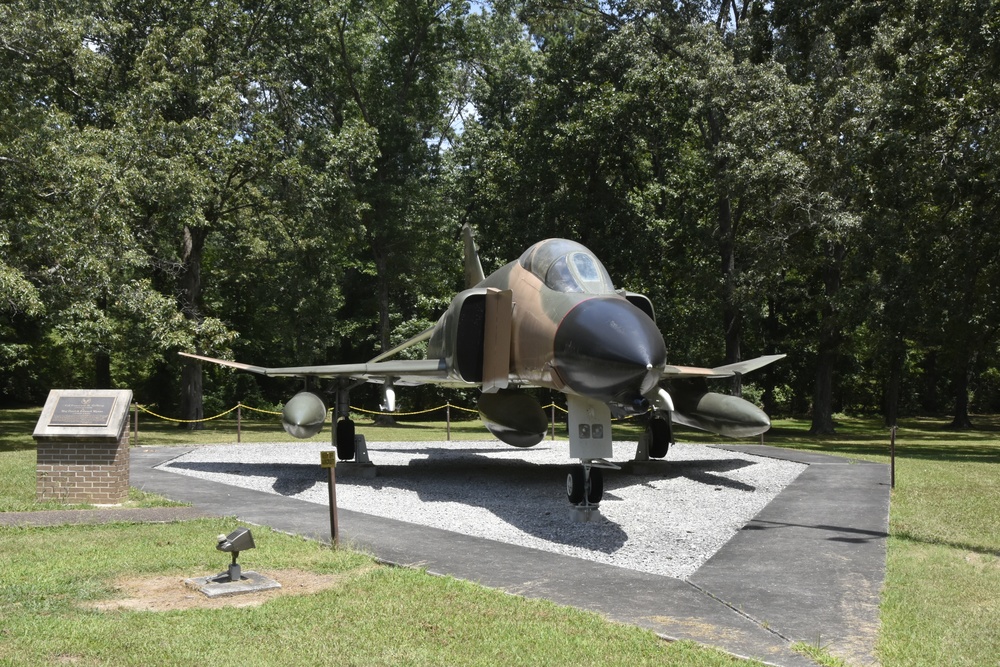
[160,440,805,580]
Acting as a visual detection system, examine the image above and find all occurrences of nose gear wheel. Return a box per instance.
[566,464,605,505]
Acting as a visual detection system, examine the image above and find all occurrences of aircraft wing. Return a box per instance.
[661,354,786,380]
[179,352,456,387]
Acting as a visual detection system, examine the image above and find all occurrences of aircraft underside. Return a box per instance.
[279,382,679,509]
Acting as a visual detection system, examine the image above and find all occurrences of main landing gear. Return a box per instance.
[336,417,356,460]
[647,415,673,458]
[333,381,357,461]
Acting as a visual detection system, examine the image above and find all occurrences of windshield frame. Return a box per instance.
[518,239,615,294]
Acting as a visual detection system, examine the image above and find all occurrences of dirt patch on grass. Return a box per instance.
[84,568,372,612]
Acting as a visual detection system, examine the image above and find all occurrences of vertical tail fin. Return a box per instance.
[463,224,486,288]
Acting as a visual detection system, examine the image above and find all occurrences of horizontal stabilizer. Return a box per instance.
[710,354,786,377]
[661,354,786,380]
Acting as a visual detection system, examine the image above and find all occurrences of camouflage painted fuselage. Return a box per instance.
[429,238,665,408]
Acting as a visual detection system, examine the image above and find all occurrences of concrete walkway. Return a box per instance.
[124,444,889,667]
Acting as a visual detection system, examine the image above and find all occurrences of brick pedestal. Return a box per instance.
[33,389,133,505]
[35,429,130,504]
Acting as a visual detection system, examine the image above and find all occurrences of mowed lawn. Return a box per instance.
[2,407,999,666]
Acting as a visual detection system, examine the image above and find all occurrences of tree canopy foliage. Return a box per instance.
[3,0,999,431]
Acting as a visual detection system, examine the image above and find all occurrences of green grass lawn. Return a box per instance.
[2,406,999,665]
[1,520,755,667]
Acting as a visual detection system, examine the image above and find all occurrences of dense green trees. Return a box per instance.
[3,0,999,430]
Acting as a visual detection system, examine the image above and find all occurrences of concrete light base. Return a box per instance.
[184,571,282,599]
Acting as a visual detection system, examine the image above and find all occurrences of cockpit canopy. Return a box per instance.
[518,239,615,294]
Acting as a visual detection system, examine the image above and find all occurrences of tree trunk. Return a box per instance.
[95,351,112,390]
[762,297,780,415]
[179,224,208,428]
[950,355,974,430]
[180,357,204,427]
[810,243,844,435]
[719,196,742,396]
[882,328,908,427]
[810,346,837,434]
[921,350,939,414]
[375,245,392,353]
[93,293,112,389]
[709,105,742,397]
[884,347,902,428]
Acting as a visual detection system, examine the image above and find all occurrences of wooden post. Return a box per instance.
[321,450,338,547]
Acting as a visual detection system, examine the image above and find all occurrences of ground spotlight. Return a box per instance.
[214,527,255,582]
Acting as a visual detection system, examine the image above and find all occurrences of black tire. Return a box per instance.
[336,418,356,460]
[567,467,586,504]
[586,467,604,504]
[648,418,671,458]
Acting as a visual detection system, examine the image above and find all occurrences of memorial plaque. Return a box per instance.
[34,389,132,442]
[49,395,119,427]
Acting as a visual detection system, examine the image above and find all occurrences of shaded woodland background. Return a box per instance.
[3,0,1000,434]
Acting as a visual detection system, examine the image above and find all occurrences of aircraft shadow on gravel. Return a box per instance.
[163,451,761,553]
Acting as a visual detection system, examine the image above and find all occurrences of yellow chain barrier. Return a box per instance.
[237,403,282,416]
[134,399,643,424]
[135,404,239,423]
[348,404,464,418]
[133,401,484,422]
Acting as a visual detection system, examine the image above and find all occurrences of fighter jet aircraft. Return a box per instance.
[181,226,783,506]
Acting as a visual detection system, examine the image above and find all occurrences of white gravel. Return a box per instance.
[158,440,805,580]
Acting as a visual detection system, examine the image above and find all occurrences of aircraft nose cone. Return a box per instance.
[553,297,666,402]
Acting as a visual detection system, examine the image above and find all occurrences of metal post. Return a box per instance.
[551,404,556,440]
[133,403,139,445]
[446,404,451,441]
[327,465,339,547]
[237,404,242,444]
[890,425,896,489]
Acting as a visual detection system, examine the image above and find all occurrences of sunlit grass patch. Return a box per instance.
[0,521,763,667]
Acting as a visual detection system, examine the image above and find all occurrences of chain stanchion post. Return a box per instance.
[237,403,242,444]
[551,404,556,440]
[133,403,139,445]
[446,404,451,441]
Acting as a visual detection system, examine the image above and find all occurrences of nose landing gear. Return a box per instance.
[566,460,618,521]
[566,464,603,505]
